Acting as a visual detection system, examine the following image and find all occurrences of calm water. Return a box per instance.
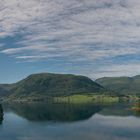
[0,102,140,140]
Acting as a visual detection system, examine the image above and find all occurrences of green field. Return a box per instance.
[3,94,119,104]
[54,95,119,104]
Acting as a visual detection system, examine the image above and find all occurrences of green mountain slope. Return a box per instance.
[0,84,13,97]
[96,75,140,96]
[0,87,8,97]
[0,73,105,98]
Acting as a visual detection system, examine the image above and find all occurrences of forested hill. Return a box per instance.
[0,73,105,98]
[96,75,140,96]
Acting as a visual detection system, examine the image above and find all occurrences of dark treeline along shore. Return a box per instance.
[0,73,139,103]
[0,104,3,124]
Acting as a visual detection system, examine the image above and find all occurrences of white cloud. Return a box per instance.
[0,0,140,78]
[92,63,140,79]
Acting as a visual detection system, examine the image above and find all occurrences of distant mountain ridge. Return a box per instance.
[2,73,140,100]
[0,73,105,98]
[96,75,140,96]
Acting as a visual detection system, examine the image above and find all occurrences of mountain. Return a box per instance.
[0,84,13,97]
[0,86,8,97]
[0,73,105,99]
[96,75,140,96]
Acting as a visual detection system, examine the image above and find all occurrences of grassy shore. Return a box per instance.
[3,94,139,104]
[53,95,119,104]
[3,94,119,104]
[132,102,140,111]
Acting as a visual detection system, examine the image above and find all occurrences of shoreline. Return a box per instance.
[1,94,139,104]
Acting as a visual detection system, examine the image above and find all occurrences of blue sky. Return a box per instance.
[0,0,140,83]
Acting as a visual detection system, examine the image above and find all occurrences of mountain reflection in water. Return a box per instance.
[3,103,102,122]
[0,102,140,140]
[2,102,140,123]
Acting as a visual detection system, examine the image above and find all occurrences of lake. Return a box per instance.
[0,102,140,140]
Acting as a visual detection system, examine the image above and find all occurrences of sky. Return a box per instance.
[0,0,140,83]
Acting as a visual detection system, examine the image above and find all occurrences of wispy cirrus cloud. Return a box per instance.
[0,0,140,78]
[90,63,140,79]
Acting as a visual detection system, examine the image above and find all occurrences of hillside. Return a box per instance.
[0,84,13,97]
[96,75,140,96]
[0,86,8,97]
[0,73,105,99]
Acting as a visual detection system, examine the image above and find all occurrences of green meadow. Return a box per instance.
[54,95,119,104]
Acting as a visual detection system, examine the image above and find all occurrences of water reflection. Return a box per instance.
[2,102,140,123]
[4,103,102,122]
[0,102,140,140]
[100,102,140,117]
